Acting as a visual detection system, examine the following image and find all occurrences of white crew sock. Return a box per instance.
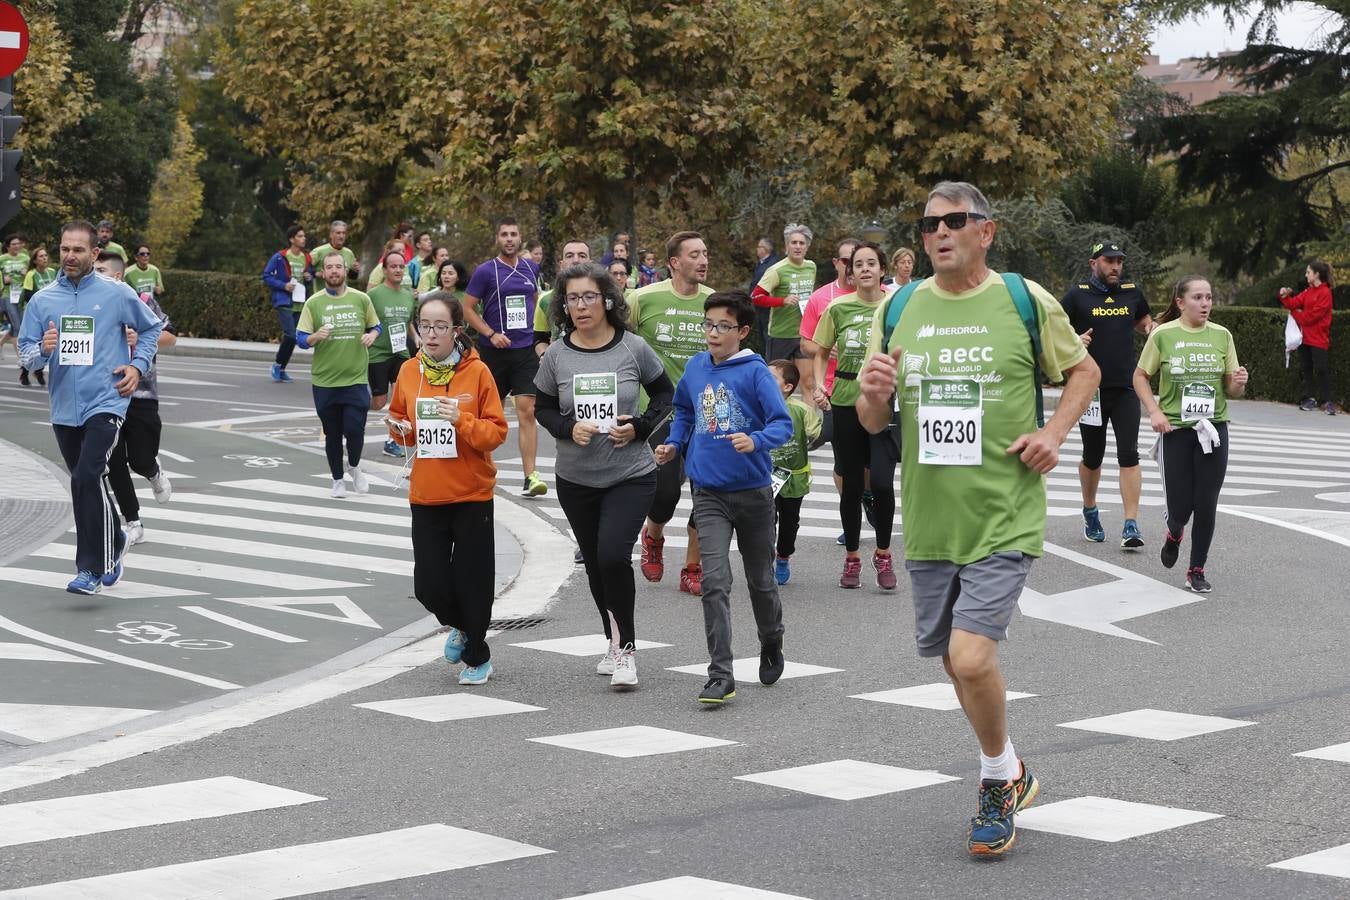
[979,738,1020,782]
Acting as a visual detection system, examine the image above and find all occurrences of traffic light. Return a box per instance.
[0,108,17,230]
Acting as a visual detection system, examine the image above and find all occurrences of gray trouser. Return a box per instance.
[691,485,785,682]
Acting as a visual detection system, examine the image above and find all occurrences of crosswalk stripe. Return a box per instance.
[0,776,323,848]
[0,566,205,599]
[131,507,410,549]
[30,545,361,592]
[117,529,412,577]
[219,478,410,508]
[0,823,552,899]
[0,642,98,664]
[138,490,412,529]
[0,701,155,744]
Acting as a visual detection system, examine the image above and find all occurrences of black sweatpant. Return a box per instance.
[313,384,369,480]
[647,418,688,526]
[1299,345,1331,406]
[107,398,163,523]
[274,308,300,367]
[411,501,495,667]
[1080,386,1141,470]
[556,471,656,649]
[1159,423,1229,571]
[830,403,898,552]
[774,494,803,558]
[52,414,125,575]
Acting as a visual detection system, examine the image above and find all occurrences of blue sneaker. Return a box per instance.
[836,532,846,545]
[66,571,102,595]
[968,777,1018,856]
[278,368,294,383]
[458,659,492,685]
[774,556,791,585]
[443,627,467,664]
[1121,519,1144,549]
[101,530,128,587]
[1082,506,1105,543]
[270,363,284,382]
[382,439,405,459]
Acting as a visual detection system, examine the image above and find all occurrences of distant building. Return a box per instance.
[1138,52,1260,106]
[128,7,192,72]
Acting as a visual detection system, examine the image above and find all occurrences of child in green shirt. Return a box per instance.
[767,359,821,585]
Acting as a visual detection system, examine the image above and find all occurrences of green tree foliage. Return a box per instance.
[144,113,204,265]
[1135,1,1350,276]
[12,1,176,241]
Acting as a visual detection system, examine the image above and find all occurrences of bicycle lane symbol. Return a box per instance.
[96,621,234,651]
[223,454,292,469]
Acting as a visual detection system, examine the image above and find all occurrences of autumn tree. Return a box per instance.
[144,113,204,265]
[742,0,1151,212]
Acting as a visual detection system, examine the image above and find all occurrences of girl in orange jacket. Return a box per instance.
[388,291,508,685]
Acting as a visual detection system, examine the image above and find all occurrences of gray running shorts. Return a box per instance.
[905,551,1034,657]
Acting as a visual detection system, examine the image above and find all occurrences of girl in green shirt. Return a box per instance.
[1134,275,1249,594]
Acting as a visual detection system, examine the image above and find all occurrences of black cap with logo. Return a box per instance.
[1090,240,1125,259]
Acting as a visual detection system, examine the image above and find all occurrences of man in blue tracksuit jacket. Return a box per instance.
[656,289,794,704]
[262,224,314,382]
[18,221,164,594]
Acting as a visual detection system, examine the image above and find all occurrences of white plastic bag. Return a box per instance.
[1285,313,1302,367]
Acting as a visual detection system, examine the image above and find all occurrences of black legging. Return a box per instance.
[1160,423,1229,570]
[830,402,897,552]
[647,418,686,525]
[557,472,657,648]
[1299,345,1331,405]
[313,385,368,480]
[775,494,803,558]
[411,501,495,667]
[107,398,162,523]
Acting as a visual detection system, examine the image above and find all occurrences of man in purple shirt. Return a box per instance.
[463,217,547,496]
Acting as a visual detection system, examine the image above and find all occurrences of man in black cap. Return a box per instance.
[1060,241,1153,549]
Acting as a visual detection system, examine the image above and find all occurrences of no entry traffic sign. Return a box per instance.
[0,3,28,80]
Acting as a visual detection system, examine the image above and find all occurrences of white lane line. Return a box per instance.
[139,507,409,549]
[155,375,232,387]
[31,545,362,592]
[219,478,409,508]
[180,607,306,643]
[0,615,241,691]
[0,642,98,664]
[137,490,412,528]
[0,703,154,744]
[0,823,552,899]
[131,530,410,577]
[182,410,315,428]
[0,567,205,599]
[1219,505,1350,548]
[158,450,193,463]
[557,877,814,899]
[215,596,379,630]
[0,776,323,848]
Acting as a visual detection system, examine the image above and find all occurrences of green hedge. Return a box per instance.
[1134,306,1348,405]
[158,269,277,341]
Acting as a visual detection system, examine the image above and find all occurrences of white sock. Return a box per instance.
[979,738,1020,782]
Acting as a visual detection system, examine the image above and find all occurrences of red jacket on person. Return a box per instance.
[1281,283,1333,349]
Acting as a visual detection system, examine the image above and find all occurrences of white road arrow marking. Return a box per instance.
[214,595,380,629]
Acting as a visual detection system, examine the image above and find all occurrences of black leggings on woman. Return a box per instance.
[556,471,657,649]
[1160,423,1229,570]
[830,402,898,553]
[411,500,495,667]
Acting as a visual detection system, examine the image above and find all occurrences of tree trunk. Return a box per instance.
[602,179,636,257]
[537,197,559,284]
[357,162,401,276]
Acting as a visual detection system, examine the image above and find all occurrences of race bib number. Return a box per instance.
[770,466,791,497]
[918,378,982,466]
[59,315,94,367]
[8,281,19,304]
[504,294,527,331]
[573,372,619,433]
[415,397,458,458]
[387,320,407,352]
[1080,390,1102,427]
[291,283,305,306]
[1181,382,1216,422]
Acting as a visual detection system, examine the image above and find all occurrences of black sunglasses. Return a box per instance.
[917,212,988,234]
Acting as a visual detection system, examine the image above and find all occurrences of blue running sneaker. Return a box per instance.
[836,532,846,545]
[278,369,294,383]
[968,778,1018,856]
[1011,761,1039,813]
[382,438,405,458]
[458,659,492,685]
[66,571,102,595]
[774,556,791,585]
[101,530,128,587]
[1082,506,1105,543]
[1121,519,1144,549]
[443,627,467,664]
[270,363,284,382]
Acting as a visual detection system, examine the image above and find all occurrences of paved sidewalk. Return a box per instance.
[162,337,283,362]
[0,437,71,566]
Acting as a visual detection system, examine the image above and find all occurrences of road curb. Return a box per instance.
[0,437,73,568]
[160,339,284,363]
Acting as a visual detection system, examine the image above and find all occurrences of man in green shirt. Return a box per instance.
[125,245,165,300]
[858,181,1098,858]
[310,220,361,283]
[628,230,714,596]
[0,235,28,359]
[366,247,416,458]
[96,221,129,264]
[752,223,817,361]
[297,251,381,498]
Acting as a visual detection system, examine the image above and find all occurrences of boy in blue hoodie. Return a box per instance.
[656,290,794,704]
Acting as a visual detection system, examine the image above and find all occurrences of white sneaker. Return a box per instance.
[149,467,172,504]
[347,464,369,494]
[331,479,346,498]
[125,520,145,545]
[610,644,638,689]
[596,644,618,676]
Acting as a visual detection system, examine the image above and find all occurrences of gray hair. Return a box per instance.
[783,223,813,243]
[926,182,993,219]
[329,220,348,230]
